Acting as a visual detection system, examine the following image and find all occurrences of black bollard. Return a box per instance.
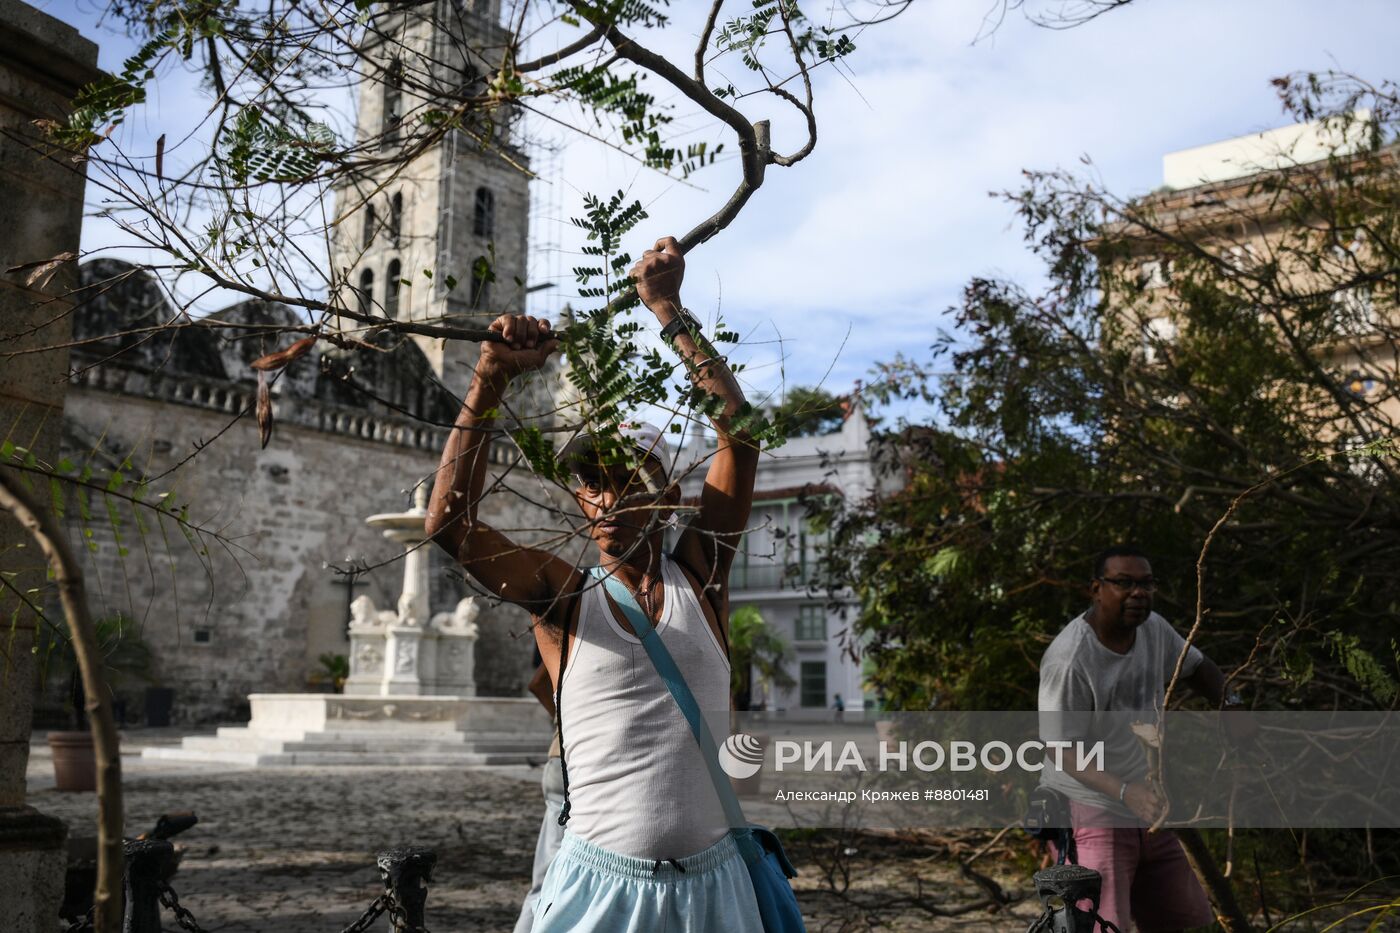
[123,838,176,933]
[377,845,437,933]
[1032,864,1107,933]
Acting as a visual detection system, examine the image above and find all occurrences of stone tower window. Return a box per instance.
[470,255,491,310]
[363,203,377,249]
[390,191,404,245]
[357,268,374,315]
[386,259,402,318]
[473,187,494,239]
[382,57,404,147]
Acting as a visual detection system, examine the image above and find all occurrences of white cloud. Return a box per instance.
[531,0,1399,394]
[38,0,1400,396]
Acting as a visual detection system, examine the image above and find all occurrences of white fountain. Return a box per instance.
[145,488,551,768]
[344,486,481,697]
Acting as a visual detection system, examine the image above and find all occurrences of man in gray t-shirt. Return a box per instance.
[1039,609,1203,818]
[1037,545,1239,932]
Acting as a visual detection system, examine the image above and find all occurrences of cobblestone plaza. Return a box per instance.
[29,731,1043,932]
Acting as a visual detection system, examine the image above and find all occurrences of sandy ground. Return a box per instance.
[28,730,1046,932]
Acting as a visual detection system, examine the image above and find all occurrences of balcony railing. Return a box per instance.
[731,561,823,591]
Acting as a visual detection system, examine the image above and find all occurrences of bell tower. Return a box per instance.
[330,0,531,392]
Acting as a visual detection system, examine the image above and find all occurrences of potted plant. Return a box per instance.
[41,614,154,790]
[728,606,796,796]
[309,652,349,693]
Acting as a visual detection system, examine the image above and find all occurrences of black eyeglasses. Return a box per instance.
[1097,576,1157,594]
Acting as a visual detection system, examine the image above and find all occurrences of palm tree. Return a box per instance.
[41,614,154,728]
[728,606,796,711]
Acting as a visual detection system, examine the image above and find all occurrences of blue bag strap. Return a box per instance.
[590,566,750,833]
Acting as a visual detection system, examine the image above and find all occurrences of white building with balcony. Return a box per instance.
[671,399,897,715]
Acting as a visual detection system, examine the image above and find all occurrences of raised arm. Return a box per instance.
[630,236,760,586]
[424,314,574,617]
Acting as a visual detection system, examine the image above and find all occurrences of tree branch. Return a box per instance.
[695,1,725,84]
[0,468,124,933]
[514,23,605,73]
[570,2,769,254]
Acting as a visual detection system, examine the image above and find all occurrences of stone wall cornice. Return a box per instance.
[71,362,515,462]
[1096,145,1400,250]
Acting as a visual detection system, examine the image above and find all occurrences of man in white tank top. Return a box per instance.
[426,236,768,931]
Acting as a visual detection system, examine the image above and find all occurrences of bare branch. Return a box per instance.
[0,469,124,933]
[696,1,725,84]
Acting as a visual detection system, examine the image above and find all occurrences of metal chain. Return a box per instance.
[385,895,431,933]
[63,905,95,933]
[158,880,211,933]
[338,894,389,933]
[1025,905,1123,933]
[72,877,417,933]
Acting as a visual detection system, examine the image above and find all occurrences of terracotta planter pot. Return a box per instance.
[47,730,97,793]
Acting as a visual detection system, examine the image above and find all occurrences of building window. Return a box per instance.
[470,255,492,310]
[1139,259,1170,290]
[363,203,377,249]
[1329,238,1376,333]
[192,629,212,645]
[1142,316,1178,365]
[473,187,495,238]
[1343,433,1386,484]
[382,57,404,146]
[389,192,404,246]
[1332,284,1376,333]
[357,268,374,315]
[800,661,827,708]
[795,517,828,587]
[1225,244,1259,274]
[385,259,401,318]
[795,605,826,642]
[730,533,750,589]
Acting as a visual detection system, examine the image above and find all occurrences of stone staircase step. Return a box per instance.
[138,695,554,768]
[142,746,264,766]
[142,746,544,767]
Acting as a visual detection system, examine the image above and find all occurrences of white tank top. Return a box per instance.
[558,555,732,859]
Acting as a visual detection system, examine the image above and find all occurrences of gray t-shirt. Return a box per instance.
[1037,612,1203,815]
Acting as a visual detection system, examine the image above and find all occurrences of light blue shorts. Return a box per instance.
[532,831,764,933]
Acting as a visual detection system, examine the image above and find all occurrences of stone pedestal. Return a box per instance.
[0,1,101,929]
[430,599,480,696]
[345,597,391,695]
[144,694,552,766]
[382,625,427,696]
[347,594,481,697]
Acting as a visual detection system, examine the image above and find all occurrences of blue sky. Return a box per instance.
[33,0,1400,412]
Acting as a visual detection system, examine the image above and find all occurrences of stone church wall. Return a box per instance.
[56,353,564,725]
[45,0,558,726]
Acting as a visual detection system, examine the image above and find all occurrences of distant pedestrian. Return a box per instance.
[832,693,845,723]
[513,664,565,933]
